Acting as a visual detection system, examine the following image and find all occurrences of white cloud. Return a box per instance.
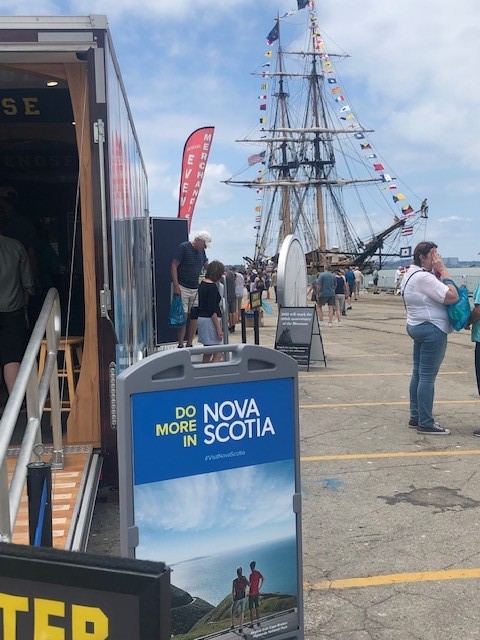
[438,215,471,223]
[135,464,294,533]
[1,0,478,260]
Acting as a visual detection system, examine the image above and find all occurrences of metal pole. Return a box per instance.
[253,309,260,345]
[27,462,53,547]
[241,309,247,344]
[0,460,11,542]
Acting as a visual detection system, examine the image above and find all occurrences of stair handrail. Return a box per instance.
[0,288,63,543]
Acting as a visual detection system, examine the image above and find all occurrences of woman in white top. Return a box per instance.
[401,242,458,435]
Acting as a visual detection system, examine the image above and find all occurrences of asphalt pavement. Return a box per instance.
[88,290,480,639]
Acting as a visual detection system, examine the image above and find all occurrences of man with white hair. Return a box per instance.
[171,230,211,347]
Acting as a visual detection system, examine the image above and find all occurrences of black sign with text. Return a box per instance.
[0,89,74,123]
[0,542,170,640]
[275,307,326,369]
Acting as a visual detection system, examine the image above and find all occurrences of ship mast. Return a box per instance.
[224,6,417,268]
[309,46,327,265]
[277,19,291,243]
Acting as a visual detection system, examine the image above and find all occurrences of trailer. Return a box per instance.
[0,15,177,481]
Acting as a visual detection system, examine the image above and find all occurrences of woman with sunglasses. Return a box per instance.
[401,242,458,435]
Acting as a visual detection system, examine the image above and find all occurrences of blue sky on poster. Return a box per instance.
[3,0,479,263]
[134,461,296,563]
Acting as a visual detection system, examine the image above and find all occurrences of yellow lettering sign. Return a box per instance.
[0,593,110,640]
[34,598,65,640]
[0,593,29,640]
[72,605,109,640]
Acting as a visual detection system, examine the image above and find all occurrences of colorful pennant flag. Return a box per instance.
[401,226,413,235]
[260,117,267,124]
[381,173,392,182]
[340,105,351,113]
[366,154,377,158]
[393,193,406,202]
[247,150,266,166]
[354,132,365,139]
[373,163,385,171]
[265,50,272,58]
[340,114,355,120]
[260,104,267,111]
[400,246,412,257]
[255,206,261,212]
[360,142,371,150]
[266,23,279,44]
[402,206,414,216]
[297,0,309,9]
[328,78,337,84]
[261,83,268,90]
[261,63,270,68]
[335,95,346,102]
[331,87,342,95]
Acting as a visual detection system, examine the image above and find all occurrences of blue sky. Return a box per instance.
[134,461,296,563]
[3,0,479,263]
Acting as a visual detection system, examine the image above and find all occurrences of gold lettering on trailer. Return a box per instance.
[22,97,40,115]
[0,97,41,116]
[1,98,17,116]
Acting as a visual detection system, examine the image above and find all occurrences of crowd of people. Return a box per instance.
[308,265,364,327]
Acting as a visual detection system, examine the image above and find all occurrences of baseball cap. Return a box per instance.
[194,230,212,248]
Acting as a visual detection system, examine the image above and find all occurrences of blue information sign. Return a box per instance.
[131,378,294,485]
[118,346,303,640]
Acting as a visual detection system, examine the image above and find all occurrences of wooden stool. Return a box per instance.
[38,336,84,412]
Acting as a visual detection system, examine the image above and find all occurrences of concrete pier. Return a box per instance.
[90,289,480,639]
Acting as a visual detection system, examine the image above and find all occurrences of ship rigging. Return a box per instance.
[224,3,427,269]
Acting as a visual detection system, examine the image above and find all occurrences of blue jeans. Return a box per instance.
[407,322,447,428]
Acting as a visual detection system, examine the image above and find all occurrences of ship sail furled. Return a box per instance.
[224,1,427,267]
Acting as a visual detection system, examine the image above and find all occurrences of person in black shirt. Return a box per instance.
[171,231,211,347]
[192,260,225,363]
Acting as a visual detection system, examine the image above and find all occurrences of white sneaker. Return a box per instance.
[328,322,333,327]
[336,322,342,327]
[319,320,325,326]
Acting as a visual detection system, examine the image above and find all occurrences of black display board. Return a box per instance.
[275,307,326,369]
[152,218,189,345]
[0,542,170,640]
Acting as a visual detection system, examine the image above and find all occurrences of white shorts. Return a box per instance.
[179,285,198,315]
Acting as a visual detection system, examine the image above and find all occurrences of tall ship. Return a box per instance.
[225,1,428,269]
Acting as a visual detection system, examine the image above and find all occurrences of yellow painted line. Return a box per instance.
[299,371,466,379]
[301,449,480,462]
[324,354,402,358]
[300,400,480,409]
[305,568,480,591]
